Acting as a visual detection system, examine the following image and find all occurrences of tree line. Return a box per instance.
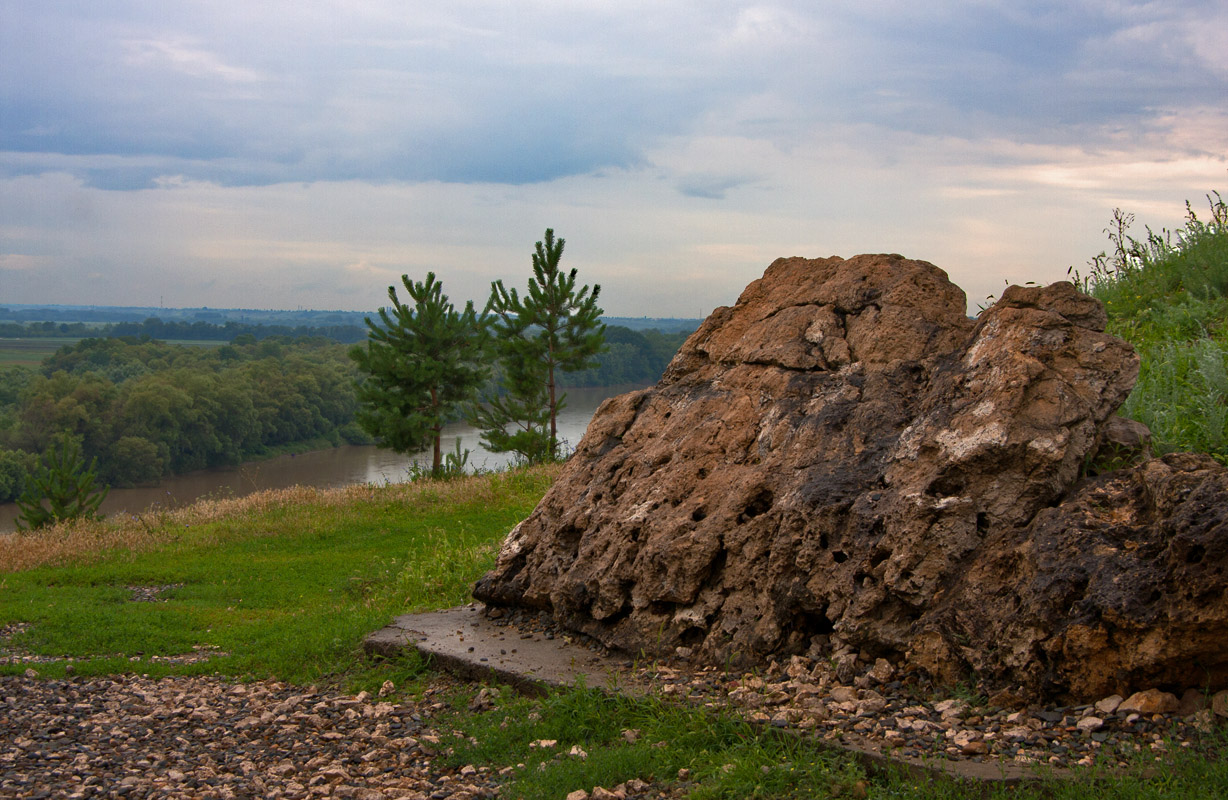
[0,315,689,508]
[0,305,369,327]
[0,336,365,503]
[0,318,369,343]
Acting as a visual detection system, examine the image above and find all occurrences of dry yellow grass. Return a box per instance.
[0,464,562,574]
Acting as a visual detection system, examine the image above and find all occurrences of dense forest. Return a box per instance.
[555,326,686,387]
[0,337,365,501]
[0,315,701,345]
[1,305,701,335]
[0,324,692,502]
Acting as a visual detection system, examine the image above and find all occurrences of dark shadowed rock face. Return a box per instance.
[919,452,1228,699]
[474,253,1226,699]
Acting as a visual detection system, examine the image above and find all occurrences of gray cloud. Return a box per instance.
[5,1,1218,190]
[676,174,755,200]
[0,1,1224,315]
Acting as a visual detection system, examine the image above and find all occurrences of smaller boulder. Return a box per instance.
[1118,689,1179,715]
[1177,688,1208,716]
[1213,690,1228,718]
[1088,415,1152,471]
[1094,694,1123,714]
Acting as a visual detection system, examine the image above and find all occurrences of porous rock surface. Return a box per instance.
[474,253,1228,699]
[923,451,1228,698]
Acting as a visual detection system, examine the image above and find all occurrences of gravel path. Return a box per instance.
[3,659,1223,799]
[1,674,496,800]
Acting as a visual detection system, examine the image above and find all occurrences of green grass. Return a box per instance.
[0,467,554,684]
[1073,192,1228,463]
[441,683,871,800]
[439,680,1228,799]
[0,337,71,367]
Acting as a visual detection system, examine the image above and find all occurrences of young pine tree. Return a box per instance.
[350,273,489,476]
[476,229,605,463]
[15,435,110,530]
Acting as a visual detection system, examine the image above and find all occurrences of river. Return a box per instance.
[0,385,642,534]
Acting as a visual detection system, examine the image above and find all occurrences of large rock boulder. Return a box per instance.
[474,253,1228,699]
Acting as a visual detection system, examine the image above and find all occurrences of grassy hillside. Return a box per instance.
[1073,192,1228,462]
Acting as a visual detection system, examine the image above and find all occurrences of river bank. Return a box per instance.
[0,385,641,534]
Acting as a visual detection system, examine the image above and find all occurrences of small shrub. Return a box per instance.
[404,439,474,482]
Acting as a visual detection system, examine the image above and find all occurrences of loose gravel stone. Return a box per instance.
[0,675,497,800]
[631,654,1226,771]
[1,674,685,800]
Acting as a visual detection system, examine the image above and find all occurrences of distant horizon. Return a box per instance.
[1,301,703,321]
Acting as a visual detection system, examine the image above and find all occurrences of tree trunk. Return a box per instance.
[547,357,557,459]
[430,386,442,474]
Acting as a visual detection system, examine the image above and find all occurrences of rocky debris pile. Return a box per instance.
[474,253,1228,700]
[126,584,184,603]
[565,782,654,800]
[0,674,498,800]
[639,655,1228,771]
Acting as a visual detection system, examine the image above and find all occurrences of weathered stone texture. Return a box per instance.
[474,253,1227,699]
[924,452,1228,698]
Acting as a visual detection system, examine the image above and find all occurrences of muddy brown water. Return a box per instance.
[0,385,640,534]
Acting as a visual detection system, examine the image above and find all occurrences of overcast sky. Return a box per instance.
[2,1,1225,317]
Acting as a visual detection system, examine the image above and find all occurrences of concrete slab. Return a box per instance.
[364,603,649,696]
